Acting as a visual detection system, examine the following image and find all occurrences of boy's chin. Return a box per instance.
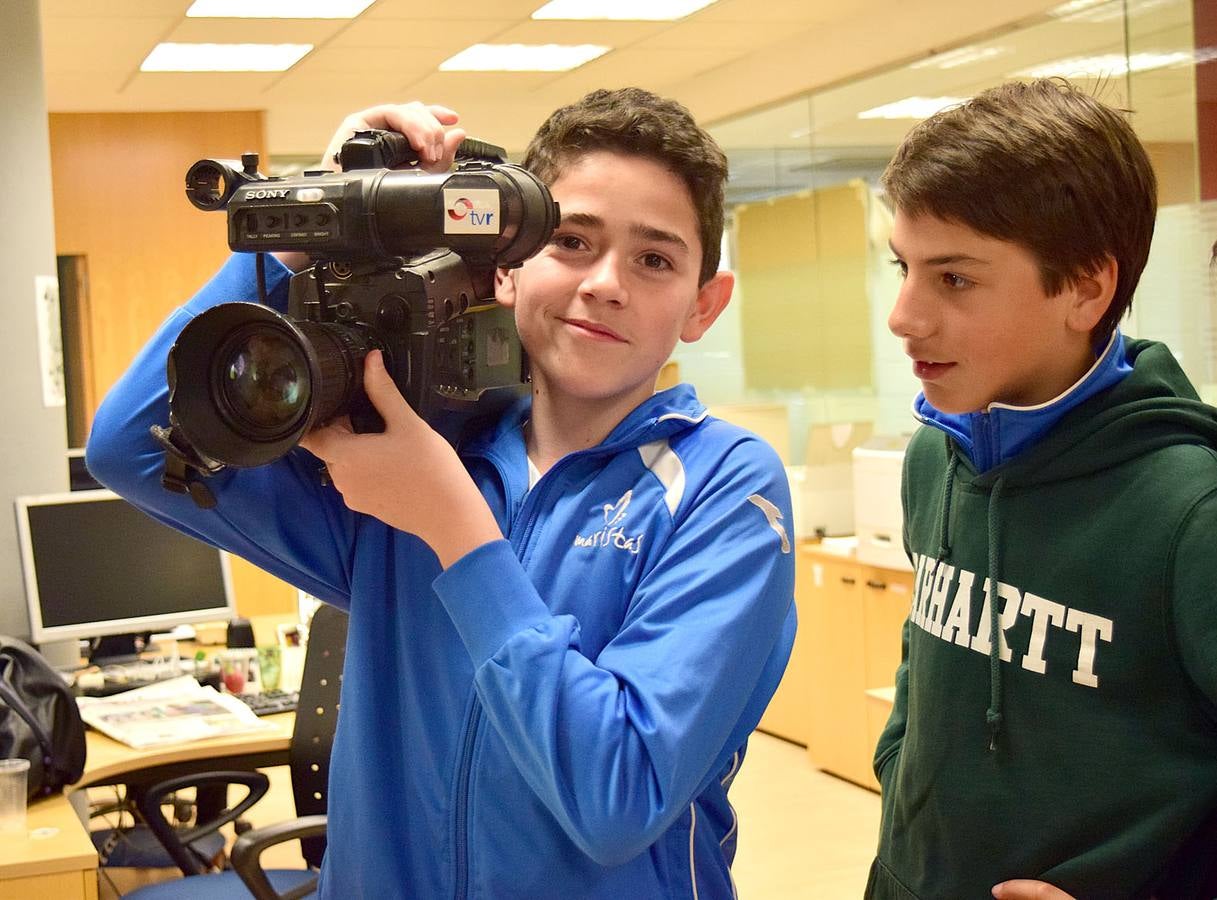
[922,388,985,416]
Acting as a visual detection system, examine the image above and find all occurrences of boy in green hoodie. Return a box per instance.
[866,78,1217,899]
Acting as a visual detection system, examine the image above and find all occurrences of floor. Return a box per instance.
[730,731,880,897]
[92,730,879,898]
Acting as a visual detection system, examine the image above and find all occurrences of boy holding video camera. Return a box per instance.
[86,90,796,898]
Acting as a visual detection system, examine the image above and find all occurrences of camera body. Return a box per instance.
[158,131,558,501]
[278,249,524,436]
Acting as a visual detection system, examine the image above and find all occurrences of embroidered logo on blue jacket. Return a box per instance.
[574,490,644,555]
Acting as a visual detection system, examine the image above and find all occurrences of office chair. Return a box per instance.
[88,774,261,872]
[120,604,349,900]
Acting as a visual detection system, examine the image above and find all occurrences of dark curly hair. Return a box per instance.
[523,87,728,285]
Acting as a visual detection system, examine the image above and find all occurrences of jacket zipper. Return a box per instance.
[452,453,571,900]
[453,701,481,900]
[451,431,671,897]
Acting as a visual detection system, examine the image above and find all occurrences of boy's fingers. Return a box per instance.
[300,426,339,461]
[424,104,460,125]
[362,350,419,430]
[992,880,1075,900]
[323,102,462,169]
[300,415,353,460]
[375,102,460,165]
[438,126,468,170]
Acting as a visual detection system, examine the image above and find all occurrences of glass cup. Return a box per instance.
[0,758,30,833]
[219,653,250,695]
[256,645,282,692]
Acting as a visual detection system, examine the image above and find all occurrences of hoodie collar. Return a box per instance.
[913,330,1132,473]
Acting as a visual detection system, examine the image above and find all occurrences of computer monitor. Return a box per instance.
[15,489,235,665]
[66,447,102,492]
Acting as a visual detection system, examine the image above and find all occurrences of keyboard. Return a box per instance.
[237,689,299,716]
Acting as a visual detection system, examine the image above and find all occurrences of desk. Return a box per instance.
[0,713,293,900]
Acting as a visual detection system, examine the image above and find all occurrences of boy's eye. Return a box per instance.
[889,257,908,278]
[640,252,672,271]
[942,272,972,290]
[553,234,585,251]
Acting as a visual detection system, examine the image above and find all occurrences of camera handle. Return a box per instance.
[150,423,222,509]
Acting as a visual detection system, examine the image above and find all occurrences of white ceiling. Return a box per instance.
[39,0,1071,160]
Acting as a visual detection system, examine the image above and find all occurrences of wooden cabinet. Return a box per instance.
[757,542,912,792]
[756,548,818,745]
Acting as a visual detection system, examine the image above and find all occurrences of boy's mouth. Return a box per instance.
[913,360,956,380]
[561,318,626,342]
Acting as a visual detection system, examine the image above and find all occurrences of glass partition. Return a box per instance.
[684,0,1210,463]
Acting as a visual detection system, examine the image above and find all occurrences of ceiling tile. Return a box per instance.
[41,0,191,16]
[41,17,170,73]
[634,21,789,51]
[329,18,516,49]
[696,0,856,24]
[124,71,280,104]
[288,45,444,75]
[489,19,669,44]
[164,17,347,44]
[362,0,542,20]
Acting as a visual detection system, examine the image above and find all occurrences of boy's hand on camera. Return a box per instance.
[992,880,1075,900]
[299,350,502,568]
[320,102,467,174]
[275,102,464,273]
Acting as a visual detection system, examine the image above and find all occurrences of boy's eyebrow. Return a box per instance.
[631,224,690,254]
[560,211,690,254]
[888,240,990,267]
[561,211,603,230]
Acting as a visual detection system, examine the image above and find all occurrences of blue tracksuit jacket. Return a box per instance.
[86,253,798,899]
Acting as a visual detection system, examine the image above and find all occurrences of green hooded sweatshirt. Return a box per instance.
[867,340,1217,899]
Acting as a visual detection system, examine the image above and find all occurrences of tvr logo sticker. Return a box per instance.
[442,188,500,234]
[574,490,644,555]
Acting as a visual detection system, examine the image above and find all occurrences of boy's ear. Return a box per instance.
[680,270,734,343]
[494,267,517,308]
[1066,255,1118,334]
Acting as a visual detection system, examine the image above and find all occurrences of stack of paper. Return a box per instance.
[77,676,273,749]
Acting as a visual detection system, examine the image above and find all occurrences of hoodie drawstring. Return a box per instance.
[985,477,1006,751]
[936,442,956,560]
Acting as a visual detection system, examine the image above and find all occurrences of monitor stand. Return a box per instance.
[89,632,151,667]
[39,638,83,671]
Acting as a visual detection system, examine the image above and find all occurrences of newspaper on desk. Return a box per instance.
[76,675,273,749]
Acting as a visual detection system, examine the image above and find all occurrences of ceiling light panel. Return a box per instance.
[857,97,969,120]
[909,45,1011,70]
[532,0,718,20]
[1014,50,1195,79]
[186,0,375,17]
[439,43,609,71]
[140,43,313,72]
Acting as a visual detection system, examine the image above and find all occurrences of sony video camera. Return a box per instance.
[155,129,558,507]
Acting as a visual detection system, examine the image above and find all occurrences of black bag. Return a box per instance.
[0,635,86,799]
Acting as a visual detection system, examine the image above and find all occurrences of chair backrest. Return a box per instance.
[289,604,348,869]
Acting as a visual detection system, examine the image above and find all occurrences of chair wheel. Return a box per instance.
[173,798,194,824]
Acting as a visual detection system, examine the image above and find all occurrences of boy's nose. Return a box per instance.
[579,252,627,306]
[888,278,933,339]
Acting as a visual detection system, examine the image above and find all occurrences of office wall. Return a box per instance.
[734,182,872,392]
[1,0,70,638]
[48,111,263,414]
[48,110,296,619]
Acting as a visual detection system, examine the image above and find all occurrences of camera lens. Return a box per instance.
[215,326,311,434]
[167,302,386,468]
